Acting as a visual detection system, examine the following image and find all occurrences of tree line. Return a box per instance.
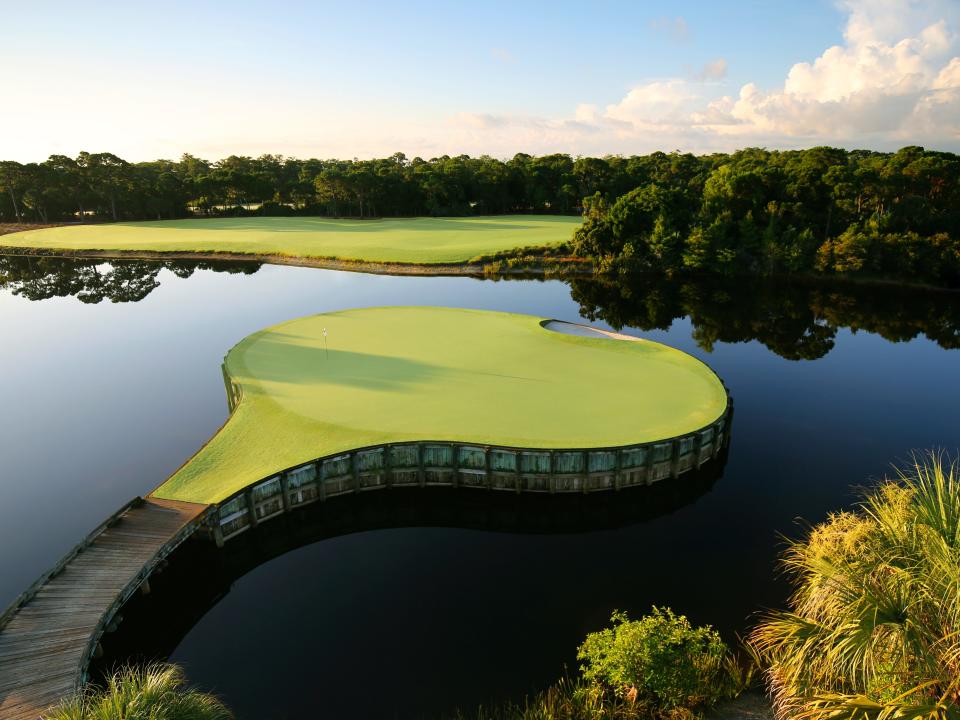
[0,152,608,222]
[1,146,958,285]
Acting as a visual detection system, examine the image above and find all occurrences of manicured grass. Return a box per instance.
[152,307,728,505]
[0,216,581,265]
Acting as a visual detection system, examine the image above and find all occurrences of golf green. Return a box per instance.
[0,215,580,265]
[152,307,729,505]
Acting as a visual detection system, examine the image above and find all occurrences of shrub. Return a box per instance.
[577,608,738,715]
[750,452,960,720]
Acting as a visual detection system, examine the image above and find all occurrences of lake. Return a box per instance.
[1,256,957,718]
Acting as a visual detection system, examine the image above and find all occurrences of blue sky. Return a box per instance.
[1,0,957,161]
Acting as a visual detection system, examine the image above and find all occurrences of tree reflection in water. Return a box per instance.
[569,274,960,360]
[2,254,957,359]
[0,255,262,304]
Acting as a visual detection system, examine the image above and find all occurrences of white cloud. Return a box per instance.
[443,0,960,155]
[604,80,701,126]
[710,3,959,146]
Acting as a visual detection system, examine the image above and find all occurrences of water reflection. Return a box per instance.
[570,274,960,360]
[91,454,726,710]
[4,255,957,359]
[0,255,261,303]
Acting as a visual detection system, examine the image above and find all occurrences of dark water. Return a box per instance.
[1,256,958,719]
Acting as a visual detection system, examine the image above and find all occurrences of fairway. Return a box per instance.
[153,307,729,504]
[0,216,581,265]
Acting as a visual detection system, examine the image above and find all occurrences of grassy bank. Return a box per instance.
[152,307,728,504]
[0,216,581,266]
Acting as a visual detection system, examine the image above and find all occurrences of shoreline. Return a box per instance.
[0,219,955,291]
[0,244,593,278]
[2,244,957,293]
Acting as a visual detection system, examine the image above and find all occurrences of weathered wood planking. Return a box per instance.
[0,498,210,720]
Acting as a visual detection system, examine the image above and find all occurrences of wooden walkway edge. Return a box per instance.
[0,497,211,720]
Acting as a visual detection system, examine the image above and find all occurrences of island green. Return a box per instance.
[153,307,728,505]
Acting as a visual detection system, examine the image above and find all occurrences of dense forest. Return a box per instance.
[571,146,960,286]
[1,146,958,285]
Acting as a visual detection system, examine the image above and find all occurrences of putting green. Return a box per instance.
[0,216,580,265]
[152,307,728,505]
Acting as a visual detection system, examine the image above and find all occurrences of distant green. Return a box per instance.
[152,307,727,505]
[2,216,580,265]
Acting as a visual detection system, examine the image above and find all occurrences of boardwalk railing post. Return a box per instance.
[451,444,459,488]
[279,472,291,514]
[418,443,426,488]
[645,441,655,485]
[515,452,522,494]
[245,488,258,528]
[614,449,622,491]
[549,451,556,494]
[385,445,394,488]
[670,440,681,479]
[352,452,360,494]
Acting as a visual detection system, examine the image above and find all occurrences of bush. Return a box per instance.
[577,608,739,715]
[453,608,751,720]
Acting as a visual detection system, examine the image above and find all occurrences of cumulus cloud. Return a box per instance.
[445,0,960,155]
[604,80,702,126]
[709,3,959,146]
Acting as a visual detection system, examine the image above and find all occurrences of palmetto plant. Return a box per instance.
[44,664,232,720]
[751,452,960,720]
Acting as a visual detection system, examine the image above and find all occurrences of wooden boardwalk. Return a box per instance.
[0,497,210,720]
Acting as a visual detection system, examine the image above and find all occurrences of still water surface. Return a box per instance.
[1,257,957,718]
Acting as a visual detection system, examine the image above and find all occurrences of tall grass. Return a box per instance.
[450,676,650,720]
[44,664,232,720]
[751,452,960,720]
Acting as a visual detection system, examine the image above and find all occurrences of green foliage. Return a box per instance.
[577,608,737,714]
[570,146,960,287]
[44,664,232,720]
[750,452,960,720]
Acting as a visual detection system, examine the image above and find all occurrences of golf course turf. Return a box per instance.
[152,307,729,505]
[0,216,581,266]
